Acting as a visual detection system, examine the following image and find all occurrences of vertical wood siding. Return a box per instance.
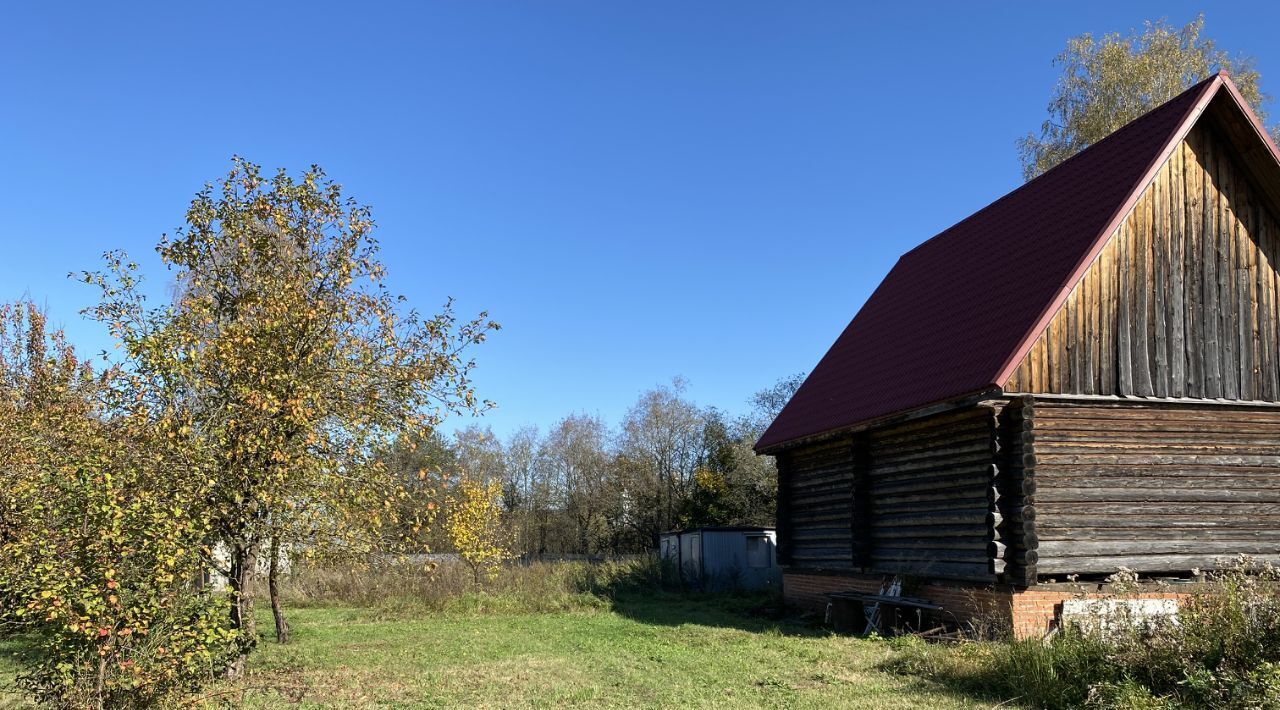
[1033,400,1280,575]
[1005,123,1280,399]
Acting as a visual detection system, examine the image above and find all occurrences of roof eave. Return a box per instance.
[754,385,1003,455]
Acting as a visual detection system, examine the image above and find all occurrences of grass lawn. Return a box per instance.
[1,594,1000,709]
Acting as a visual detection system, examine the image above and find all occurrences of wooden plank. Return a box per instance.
[1038,501,1280,517]
[1218,133,1240,400]
[1118,221,1135,395]
[1257,208,1273,400]
[1185,135,1204,395]
[1134,184,1154,395]
[1170,142,1187,397]
[1037,527,1280,542]
[1244,194,1261,400]
[1153,163,1170,397]
[1040,516,1280,530]
[1099,238,1115,393]
[1203,128,1223,398]
[1028,402,1280,422]
[1037,554,1280,575]
[1038,539,1280,557]
[1265,210,1280,399]
[1088,256,1102,394]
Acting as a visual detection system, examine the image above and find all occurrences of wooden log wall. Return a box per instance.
[1033,400,1280,575]
[778,405,1010,582]
[777,437,856,569]
[1005,122,1280,400]
[864,406,1000,581]
[995,397,1038,586]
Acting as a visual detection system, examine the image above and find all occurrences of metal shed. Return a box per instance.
[658,526,780,591]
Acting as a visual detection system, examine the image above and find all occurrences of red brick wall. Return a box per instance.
[783,571,1015,633]
[783,571,882,611]
[784,571,1195,639]
[1009,589,1190,639]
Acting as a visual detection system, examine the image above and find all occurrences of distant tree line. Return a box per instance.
[381,374,803,557]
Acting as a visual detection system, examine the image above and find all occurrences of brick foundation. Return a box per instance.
[1008,587,1190,639]
[784,570,1195,638]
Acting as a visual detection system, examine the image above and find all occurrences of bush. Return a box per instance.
[0,303,238,708]
[0,443,239,708]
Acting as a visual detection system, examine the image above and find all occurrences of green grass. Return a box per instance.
[0,594,1000,709]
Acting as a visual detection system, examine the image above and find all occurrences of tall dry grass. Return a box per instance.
[277,557,666,617]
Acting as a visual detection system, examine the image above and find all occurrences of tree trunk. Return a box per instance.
[268,535,290,644]
[226,542,259,678]
[95,655,106,710]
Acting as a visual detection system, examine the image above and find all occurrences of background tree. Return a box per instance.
[500,425,545,557]
[1019,14,1274,180]
[452,425,507,483]
[374,373,803,558]
[618,379,706,544]
[445,476,514,583]
[539,414,616,555]
[682,374,805,528]
[84,158,497,668]
[745,372,806,433]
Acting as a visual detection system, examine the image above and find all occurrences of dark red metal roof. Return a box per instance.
[756,74,1227,452]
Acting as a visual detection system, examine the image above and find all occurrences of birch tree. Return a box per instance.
[1019,15,1273,180]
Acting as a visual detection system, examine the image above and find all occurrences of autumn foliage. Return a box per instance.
[445,477,514,583]
[81,158,498,669]
[0,304,237,707]
[0,157,497,706]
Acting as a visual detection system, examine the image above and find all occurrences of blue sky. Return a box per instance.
[3,2,1279,438]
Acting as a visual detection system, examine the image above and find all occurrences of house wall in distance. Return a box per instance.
[700,530,780,591]
[777,438,855,570]
[865,406,1000,582]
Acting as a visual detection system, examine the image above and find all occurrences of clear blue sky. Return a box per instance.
[4,2,1279,438]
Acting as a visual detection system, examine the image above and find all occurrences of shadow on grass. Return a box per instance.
[602,589,833,637]
[578,564,1021,706]
[0,632,40,702]
[571,562,830,637]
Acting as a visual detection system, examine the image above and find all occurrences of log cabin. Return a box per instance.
[755,72,1280,636]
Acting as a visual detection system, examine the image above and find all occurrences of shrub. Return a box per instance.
[886,562,1280,709]
[0,303,238,707]
[0,433,239,708]
[444,477,514,584]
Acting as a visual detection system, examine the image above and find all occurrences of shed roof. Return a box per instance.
[757,72,1280,453]
[660,526,776,536]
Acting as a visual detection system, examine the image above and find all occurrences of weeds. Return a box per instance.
[885,561,1280,709]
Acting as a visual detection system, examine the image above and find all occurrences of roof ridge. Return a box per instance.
[901,74,1222,261]
[989,74,1224,388]
[757,73,1233,453]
